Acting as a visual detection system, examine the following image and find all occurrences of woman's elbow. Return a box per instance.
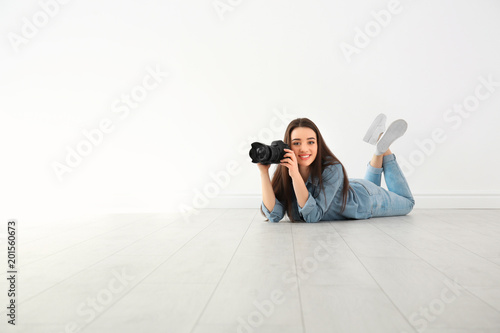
[267,215,282,223]
[304,215,321,223]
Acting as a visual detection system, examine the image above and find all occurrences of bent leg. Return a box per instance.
[382,153,415,205]
[352,178,414,217]
[365,149,392,186]
[364,162,382,186]
[371,187,414,217]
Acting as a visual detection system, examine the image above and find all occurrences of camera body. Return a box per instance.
[249,140,290,165]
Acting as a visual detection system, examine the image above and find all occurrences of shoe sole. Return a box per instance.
[376,119,407,154]
[363,113,387,144]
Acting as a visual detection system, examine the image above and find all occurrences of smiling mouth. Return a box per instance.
[299,154,311,160]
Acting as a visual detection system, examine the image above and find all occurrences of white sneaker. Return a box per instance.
[363,113,387,145]
[375,119,408,155]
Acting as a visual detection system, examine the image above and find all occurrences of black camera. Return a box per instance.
[249,140,290,165]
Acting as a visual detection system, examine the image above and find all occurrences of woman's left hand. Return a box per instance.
[280,148,300,178]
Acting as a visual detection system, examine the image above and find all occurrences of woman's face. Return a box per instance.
[290,127,317,167]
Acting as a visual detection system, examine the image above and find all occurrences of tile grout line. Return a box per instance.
[401,213,500,268]
[19,214,167,267]
[369,219,500,314]
[188,210,257,333]
[417,210,500,245]
[0,214,181,316]
[290,223,307,333]
[20,213,162,245]
[76,209,231,333]
[0,211,216,317]
[327,221,420,333]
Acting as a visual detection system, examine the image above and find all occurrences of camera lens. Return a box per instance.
[256,147,269,161]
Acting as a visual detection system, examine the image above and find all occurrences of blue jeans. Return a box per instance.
[362,154,415,217]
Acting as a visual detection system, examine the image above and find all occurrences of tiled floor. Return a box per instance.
[1,209,500,333]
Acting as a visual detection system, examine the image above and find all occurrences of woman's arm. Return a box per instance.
[291,174,309,209]
[298,164,343,222]
[258,163,285,222]
[279,148,309,208]
[260,171,276,212]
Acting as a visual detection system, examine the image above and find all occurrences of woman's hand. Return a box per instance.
[257,162,271,174]
[280,148,300,178]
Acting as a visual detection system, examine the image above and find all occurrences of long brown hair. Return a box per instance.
[260,117,350,222]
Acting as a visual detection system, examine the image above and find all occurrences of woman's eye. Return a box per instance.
[309,141,315,144]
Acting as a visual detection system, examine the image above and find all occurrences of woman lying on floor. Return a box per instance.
[258,114,415,223]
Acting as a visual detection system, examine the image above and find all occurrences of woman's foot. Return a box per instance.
[375,119,407,155]
[363,113,387,145]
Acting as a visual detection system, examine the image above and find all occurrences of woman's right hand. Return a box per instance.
[257,163,271,174]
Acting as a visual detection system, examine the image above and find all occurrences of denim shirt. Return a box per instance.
[261,163,374,222]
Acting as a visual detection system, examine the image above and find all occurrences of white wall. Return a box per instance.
[1,0,500,222]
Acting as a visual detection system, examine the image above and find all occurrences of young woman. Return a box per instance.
[258,115,415,222]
